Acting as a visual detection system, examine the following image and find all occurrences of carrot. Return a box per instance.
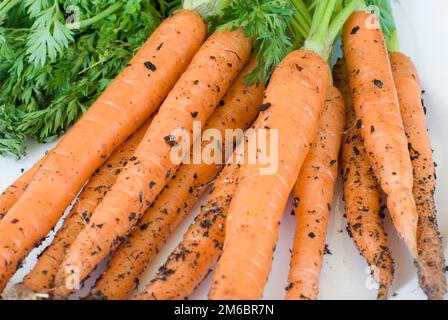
[54,29,252,298]
[209,50,330,300]
[343,12,419,260]
[19,117,154,293]
[0,9,207,292]
[0,157,46,220]
[285,86,345,301]
[390,52,447,300]
[89,58,263,300]
[334,58,394,300]
[133,159,241,300]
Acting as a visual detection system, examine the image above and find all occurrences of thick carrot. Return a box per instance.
[20,117,154,293]
[0,9,206,291]
[133,159,241,300]
[334,58,394,300]
[89,58,263,300]
[0,157,46,220]
[209,50,330,300]
[390,52,447,300]
[54,29,252,298]
[285,86,345,300]
[343,12,419,259]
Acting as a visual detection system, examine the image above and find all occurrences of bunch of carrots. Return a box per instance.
[0,0,445,300]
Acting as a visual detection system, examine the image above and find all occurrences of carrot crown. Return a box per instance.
[299,0,366,62]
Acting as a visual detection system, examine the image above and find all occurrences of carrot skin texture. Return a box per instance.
[21,118,153,293]
[343,12,418,258]
[0,9,206,291]
[209,50,330,300]
[334,59,394,300]
[0,157,45,220]
[390,52,447,300]
[54,29,252,298]
[133,160,240,300]
[285,87,345,300]
[90,58,263,300]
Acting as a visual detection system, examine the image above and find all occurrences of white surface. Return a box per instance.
[0,0,447,300]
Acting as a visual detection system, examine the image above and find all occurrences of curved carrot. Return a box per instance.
[343,12,419,259]
[89,58,263,300]
[133,160,240,300]
[0,9,207,291]
[20,117,153,293]
[0,157,46,220]
[390,52,447,300]
[334,58,394,300]
[285,86,345,300]
[209,50,330,300]
[54,29,252,298]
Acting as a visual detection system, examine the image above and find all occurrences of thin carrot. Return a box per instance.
[390,52,447,300]
[285,86,345,300]
[334,58,394,300]
[343,12,419,259]
[133,159,241,300]
[89,58,263,300]
[19,117,154,293]
[54,29,252,298]
[0,9,207,292]
[0,157,46,220]
[209,50,330,300]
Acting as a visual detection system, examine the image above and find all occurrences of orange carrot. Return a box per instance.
[0,157,46,220]
[343,12,419,259]
[209,50,330,300]
[20,117,154,293]
[54,29,252,298]
[0,9,206,292]
[390,52,447,300]
[89,58,263,300]
[133,159,241,300]
[334,58,394,300]
[285,86,345,300]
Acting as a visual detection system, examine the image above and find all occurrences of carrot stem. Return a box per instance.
[302,0,364,61]
[182,0,231,18]
[66,2,124,30]
[291,0,312,27]
[288,0,312,46]
[386,29,399,52]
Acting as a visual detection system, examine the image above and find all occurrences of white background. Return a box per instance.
[0,0,447,299]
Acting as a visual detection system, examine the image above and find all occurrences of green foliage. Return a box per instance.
[215,0,295,85]
[25,0,74,67]
[0,0,179,157]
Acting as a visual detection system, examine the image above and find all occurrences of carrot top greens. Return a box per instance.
[0,0,180,157]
